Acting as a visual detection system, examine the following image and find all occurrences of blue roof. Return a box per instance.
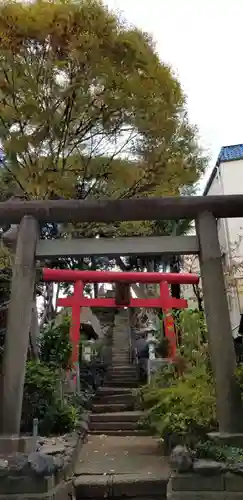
[203,143,243,195]
[218,144,243,162]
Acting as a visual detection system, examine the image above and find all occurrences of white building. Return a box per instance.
[203,144,243,335]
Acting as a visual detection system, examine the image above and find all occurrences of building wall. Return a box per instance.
[221,159,243,259]
[206,159,243,334]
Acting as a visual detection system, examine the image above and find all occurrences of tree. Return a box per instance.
[0,0,207,337]
[0,0,206,207]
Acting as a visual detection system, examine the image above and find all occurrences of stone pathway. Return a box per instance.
[74,310,170,499]
[74,434,170,476]
[74,434,170,499]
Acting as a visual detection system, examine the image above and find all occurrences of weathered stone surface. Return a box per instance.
[208,432,243,447]
[74,474,111,498]
[228,462,243,475]
[7,454,29,475]
[0,458,8,478]
[40,445,66,456]
[79,420,89,433]
[225,471,243,491]
[170,446,193,473]
[0,479,72,499]
[225,495,243,499]
[53,455,64,471]
[193,459,225,475]
[112,474,167,497]
[167,493,226,499]
[28,452,55,476]
[0,475,54,494]
[81,412,89,423]
[0,436,35,455]
[170,473,224,491]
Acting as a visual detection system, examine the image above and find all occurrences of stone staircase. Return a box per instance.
[74,309,168,500]
[89,310,143,435]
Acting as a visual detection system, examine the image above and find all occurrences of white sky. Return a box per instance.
[105,0,243,192]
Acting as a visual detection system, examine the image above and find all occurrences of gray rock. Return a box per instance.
[228,462,243,475]
[193,459,225,475]
[54,455,64,471]
[28,452,55,476]
[41,444,66,456]
[0,458,9,477]
[79,420,89,433]
[82,412,89,423]
[170,445,193,473]
[65,447,74,457]
[38,438,45,446]
[8,454,29,475]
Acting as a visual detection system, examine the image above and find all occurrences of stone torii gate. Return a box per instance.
[0,194,243,439]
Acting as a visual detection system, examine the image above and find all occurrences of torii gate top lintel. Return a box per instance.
[43,268,199,284]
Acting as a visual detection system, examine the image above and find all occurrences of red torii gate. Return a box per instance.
[43,269,199,363]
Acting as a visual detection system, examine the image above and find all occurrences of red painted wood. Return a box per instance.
[57,296,188,309]
[43,268,199,285]
[46,269,199,364]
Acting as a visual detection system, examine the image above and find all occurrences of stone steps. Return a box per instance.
[96,387,134,395]
[105,374,138,382]
[90,411,142,422]
[94,392,135,405]
[107,367,137,374]
[74,473,167,499]
[74,311,168,500]
[112,354,129,360]
[111,359,130,364]
[88,428,149,436]
[92,402,134,413]
[104,380,138,388]
[106,370,137,376]
[89,310,141,433]
[89,420,140,432]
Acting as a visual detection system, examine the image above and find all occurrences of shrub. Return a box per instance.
[39,401,78,435]
[21,361,77,435]
[194,440,243,464]
[39,317,72,370]
[141,364,216,445]
[139,310,217,446]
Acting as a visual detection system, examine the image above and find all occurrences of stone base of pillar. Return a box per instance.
[208,431,243,448]
[0,435,36,455]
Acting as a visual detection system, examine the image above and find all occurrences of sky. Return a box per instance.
[105,0,243,192]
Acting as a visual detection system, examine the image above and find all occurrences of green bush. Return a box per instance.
[194,440,243,464]
[21,361,78,435]
[39,317,72,370]
[141,364,216,445]
[39,401,78,435]
[139,310,217,445]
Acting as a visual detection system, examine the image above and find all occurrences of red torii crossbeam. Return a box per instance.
[43,269,199,362]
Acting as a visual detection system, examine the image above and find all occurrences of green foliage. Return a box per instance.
[139,310,216,444]
[22,361,78,435]
[141,365,216,443]
[39,402,78,436]
[0,0,206,207]
[155,337,170,358]
[194,440,243,464]
[39,317,72,370]
[235,364,243,390]
[178,309,207,356]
